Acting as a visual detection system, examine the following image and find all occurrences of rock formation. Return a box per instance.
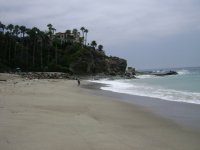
[125,67,136,78]
[151,70,178,76]
[69,49,127,75]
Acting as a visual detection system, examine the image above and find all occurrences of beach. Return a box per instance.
[0,74,200,150]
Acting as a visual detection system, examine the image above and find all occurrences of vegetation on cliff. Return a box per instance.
[0,21,127,75]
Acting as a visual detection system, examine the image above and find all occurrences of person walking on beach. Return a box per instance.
[77,79,80,86]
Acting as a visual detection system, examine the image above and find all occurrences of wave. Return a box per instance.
[176,67,200,75]
[136,75,156,79]
[88,79,200,105]
[136,69,192,78]
[177,69,191,75]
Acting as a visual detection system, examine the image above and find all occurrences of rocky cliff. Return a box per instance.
[105,56,127,75]
[69,49,127,75]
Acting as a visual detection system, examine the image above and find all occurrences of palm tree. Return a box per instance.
[80,27,85,44]
[47,24,53,38]
[13,25,20,63]
[72,28,80,42]
[0,22,6,34]
[13,25,20,37]
[27,27,40,68]
[7,24,14,63]
[91,40,97,49]
[84,29,88,45]
[37,31,46,69]
[19,25,26,37]
[7,24,14,34]
[65,30,71,42]
[80,27,85,36]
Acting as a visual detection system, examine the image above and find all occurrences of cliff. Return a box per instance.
[69,48,127,75]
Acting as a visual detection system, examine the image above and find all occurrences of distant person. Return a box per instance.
[77,79,80,86]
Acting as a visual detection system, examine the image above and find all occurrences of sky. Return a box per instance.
[1,0,200,69]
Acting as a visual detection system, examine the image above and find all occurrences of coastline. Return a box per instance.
[0,74,200,150]
[83,81,200,131]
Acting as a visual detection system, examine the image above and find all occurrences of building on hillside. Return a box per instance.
[55,32,80,44]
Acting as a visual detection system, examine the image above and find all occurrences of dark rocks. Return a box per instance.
[127,67,136,75]
[123,74,136,79]
[106,56,127,75]
[136,70,178,77]
[125,67,136,78]
[0,79,7,81]
[18,72,71,79]
[151,70,178,76]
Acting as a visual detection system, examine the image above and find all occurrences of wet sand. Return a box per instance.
[0,74,200,150]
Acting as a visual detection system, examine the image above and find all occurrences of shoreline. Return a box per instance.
[83,81,200,131]
[1,74,200,150]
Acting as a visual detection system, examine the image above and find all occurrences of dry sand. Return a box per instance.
[0,73,200,150]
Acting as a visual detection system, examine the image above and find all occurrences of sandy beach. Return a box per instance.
[0,74,200,150]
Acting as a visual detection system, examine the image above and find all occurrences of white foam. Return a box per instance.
[136,75,156,79]
[177,69,190,75]
[88,79,200,105]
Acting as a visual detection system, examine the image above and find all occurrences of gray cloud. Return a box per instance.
[1,0,200,69]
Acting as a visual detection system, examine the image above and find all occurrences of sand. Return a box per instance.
[0,73,200,150]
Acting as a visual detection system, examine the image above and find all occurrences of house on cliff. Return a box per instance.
[55,32,81,44]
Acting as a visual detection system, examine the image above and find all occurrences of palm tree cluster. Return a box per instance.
[80,27,93,46]
[0,21,105,72]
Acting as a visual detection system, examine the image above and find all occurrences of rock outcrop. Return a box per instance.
[151,70,178,76]
[125,67,136,78]
[105,56,127,75]
[136,70,178,77]
[69,49,127,75]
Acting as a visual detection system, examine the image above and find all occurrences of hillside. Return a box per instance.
[0,22,127,75]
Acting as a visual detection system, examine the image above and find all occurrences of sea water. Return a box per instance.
[89,67,200,105]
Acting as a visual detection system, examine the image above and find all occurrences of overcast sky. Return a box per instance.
[1,0,200,69]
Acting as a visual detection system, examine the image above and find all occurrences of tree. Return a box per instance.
[13,25,20,64]
[98,45,105,54]
[27,27,40,68]
[80,27,85,44]
[13,25,20,37]
[72,29,78,37]
[91,40,97,49]
[84,29,88,45]
[0,22,6,34]
[19,25,26,37]
[7,24,14,34]
[98,45,103,51]
[65,30,71,42]
[66,30,71,35]
[47,24,54,37]
[7,24,14,63]
[0,21,109,73]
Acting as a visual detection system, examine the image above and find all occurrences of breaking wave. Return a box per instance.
[88,79,200,105]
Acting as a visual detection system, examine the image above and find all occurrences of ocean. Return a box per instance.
[89,67,200,105]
